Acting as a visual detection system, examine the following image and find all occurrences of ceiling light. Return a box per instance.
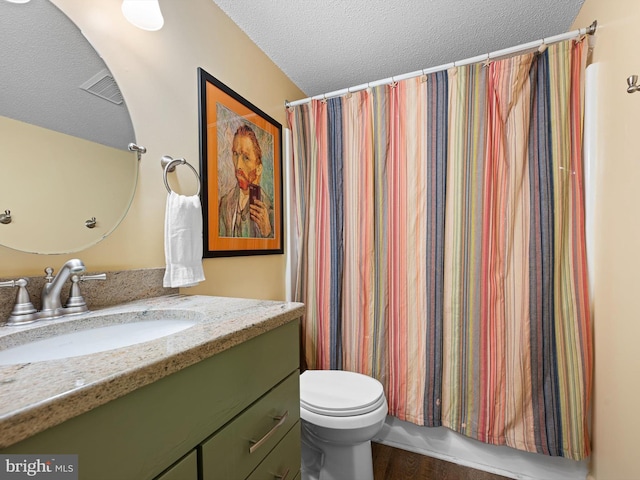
[3,0,32,3]
[121,0,164,31]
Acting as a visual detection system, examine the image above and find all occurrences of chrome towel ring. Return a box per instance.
[161,155,201,196]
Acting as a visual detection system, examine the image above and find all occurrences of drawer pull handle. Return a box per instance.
[274,468,290,479]
[249,411,289,454]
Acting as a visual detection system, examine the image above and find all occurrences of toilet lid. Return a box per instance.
[300,370,386,417]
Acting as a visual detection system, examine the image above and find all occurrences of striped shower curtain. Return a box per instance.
[287,39,591,460]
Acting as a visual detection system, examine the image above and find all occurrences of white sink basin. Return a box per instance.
[0,313,199,365]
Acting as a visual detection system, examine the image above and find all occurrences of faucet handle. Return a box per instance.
[44,267,54,283]
[64,273,107,314]
[0,279,20,289]
[79,274,107,282]
[0,278,38,325]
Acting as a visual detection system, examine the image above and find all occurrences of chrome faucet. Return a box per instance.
[40,259,86,319]
[2,259,106,325]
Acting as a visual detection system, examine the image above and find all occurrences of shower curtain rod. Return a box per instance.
[285,20,597,108]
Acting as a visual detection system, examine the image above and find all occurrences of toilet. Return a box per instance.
[299,369,388,480]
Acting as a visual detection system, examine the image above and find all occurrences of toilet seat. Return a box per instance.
[300,370,386,417]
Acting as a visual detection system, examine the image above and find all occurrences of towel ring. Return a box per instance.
[161,156,201,196]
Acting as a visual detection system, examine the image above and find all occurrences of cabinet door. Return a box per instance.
[155,451,197,480]
[201,373,300,480]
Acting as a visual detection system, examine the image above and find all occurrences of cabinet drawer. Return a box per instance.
[201,372,300,480]
[246,421,301,480]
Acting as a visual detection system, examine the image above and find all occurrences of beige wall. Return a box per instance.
[0,0,304,301]
[572,1,640,479]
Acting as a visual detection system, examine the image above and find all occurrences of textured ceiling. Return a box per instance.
[212,0,586,99]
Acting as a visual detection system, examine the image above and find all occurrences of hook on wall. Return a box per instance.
[0,210,11,225]
[128,143,147,161]
[627,75,640,94]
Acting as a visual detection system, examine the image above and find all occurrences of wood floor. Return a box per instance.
[372,443,512,480]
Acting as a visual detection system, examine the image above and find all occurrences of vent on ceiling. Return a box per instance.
[80,69,124,105]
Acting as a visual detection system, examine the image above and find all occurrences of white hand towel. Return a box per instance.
[163,191,206,288]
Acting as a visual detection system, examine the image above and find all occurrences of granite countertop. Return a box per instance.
[0,294,305,449]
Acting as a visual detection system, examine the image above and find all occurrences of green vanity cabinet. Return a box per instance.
[1,320,301,480]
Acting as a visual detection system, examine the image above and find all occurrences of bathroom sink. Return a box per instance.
[0,310,200,365]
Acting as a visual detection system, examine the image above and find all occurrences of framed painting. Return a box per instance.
[198,67,283,257]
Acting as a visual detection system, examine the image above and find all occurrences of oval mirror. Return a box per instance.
[0,0,138,254]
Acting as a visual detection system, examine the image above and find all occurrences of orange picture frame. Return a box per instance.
[198,68,283,257]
